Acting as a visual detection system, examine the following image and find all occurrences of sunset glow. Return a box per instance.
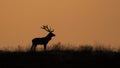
[0,0,120,50]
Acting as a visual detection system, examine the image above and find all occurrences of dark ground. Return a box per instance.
[0,45,120,68]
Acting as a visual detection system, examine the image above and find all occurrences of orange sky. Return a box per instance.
[0,0,120,50]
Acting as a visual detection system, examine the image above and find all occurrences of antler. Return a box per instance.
[41,25,54,32]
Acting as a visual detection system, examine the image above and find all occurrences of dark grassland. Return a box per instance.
[0,43,120,68]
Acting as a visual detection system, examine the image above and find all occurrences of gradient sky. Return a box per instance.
[0,0,120,50]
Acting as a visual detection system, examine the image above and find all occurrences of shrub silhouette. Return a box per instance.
[0,43,120,68]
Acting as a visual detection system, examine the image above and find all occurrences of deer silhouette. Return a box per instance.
[31,25,55,51]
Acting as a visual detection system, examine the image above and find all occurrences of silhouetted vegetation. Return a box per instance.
[0,43,120,68]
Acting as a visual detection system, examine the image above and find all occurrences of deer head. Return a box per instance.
[41,25,55,37]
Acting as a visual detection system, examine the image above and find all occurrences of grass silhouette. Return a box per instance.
[0,43,120,68]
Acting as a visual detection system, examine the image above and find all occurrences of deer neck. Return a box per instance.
[45,34,52,40]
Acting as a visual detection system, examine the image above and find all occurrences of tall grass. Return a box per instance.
[0,42,120,68]
[0,42,119,53]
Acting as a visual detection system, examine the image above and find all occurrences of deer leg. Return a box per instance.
[44,44,47,51]
[33,45,37,51]
[31,45,34,51]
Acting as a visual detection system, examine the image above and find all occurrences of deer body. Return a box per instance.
[31,25,55,51]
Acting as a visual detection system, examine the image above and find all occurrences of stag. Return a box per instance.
[31,25,55,51]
